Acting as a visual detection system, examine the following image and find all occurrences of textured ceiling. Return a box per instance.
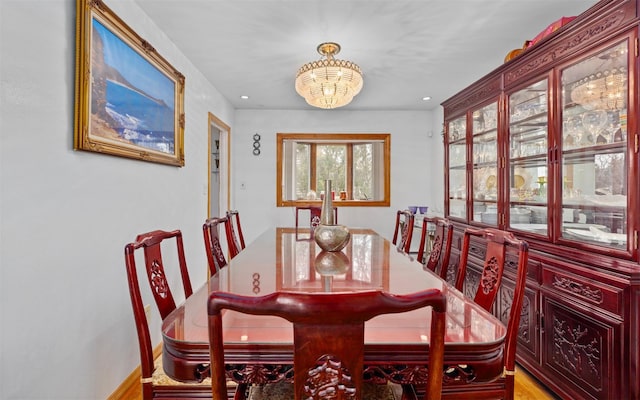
[134,0,597,111]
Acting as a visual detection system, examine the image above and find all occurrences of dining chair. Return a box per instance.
[449,227,529,400]
[124,229,210,399]
[225,210,245,259]
[208,289,447,400]
[392,209,415,253]
[416,216,454,280]
[203,216,228,275]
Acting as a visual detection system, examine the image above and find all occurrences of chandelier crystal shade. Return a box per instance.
[570,67,627,110]
[295,42,363,109]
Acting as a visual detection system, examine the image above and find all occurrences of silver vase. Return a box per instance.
[314,179,350,252]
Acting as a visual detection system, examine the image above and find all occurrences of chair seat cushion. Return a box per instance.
[247,381,401,399]
[152,355,238,390]
[152,356,211,386]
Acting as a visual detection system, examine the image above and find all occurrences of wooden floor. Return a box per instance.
[119,364,559,399]
[513,366,559,400]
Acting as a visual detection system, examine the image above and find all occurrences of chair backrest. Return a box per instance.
[124,229,194,398]
[225,210,245,259]
[454,227,529,399]
[208,290,446,400]
[416,217,453,279]
[392,210,415,253]
[203,216,229,275]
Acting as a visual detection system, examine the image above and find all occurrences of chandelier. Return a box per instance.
[570,66,627,111]
[295,42,363,109]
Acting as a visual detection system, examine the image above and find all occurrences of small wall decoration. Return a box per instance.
[74,0,185,166]
[253,133,261,156]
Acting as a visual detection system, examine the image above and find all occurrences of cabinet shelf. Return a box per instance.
[561,201,626,211]
[472,127,497,137]
[510,200,547,207]
[510,112,548,127]
[472,160,498,168]
[563,142,625,159]
[510,155,547,166]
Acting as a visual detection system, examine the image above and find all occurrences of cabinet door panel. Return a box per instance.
[559,39,630,254]
[507,78,549,237]
[448,116,467,220]
[543,295,622,400]
[471,102,499,225]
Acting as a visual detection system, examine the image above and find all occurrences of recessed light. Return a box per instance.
[240,95,249,100]
[422,96,432,101]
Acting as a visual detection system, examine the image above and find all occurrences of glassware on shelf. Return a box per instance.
[536,176,547,200]
[563,115,582,148]
[581,109,608,145]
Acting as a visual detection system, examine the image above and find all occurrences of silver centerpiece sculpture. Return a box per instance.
[313,180,351,252]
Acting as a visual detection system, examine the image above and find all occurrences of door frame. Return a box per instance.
[208,112,231,218]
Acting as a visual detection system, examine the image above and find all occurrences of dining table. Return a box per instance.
[161,227,507,388]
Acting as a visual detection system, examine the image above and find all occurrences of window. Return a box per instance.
[277,133,390,207]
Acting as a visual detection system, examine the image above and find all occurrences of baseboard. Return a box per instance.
[107,345,162,400]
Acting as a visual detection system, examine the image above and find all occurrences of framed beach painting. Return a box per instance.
[74,0,185,166]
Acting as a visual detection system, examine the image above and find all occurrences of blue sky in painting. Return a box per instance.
[93,19,175,109]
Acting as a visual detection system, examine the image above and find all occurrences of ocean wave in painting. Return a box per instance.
[105,79,175,154]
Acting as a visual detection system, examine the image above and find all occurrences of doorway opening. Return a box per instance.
[208,113,230,218]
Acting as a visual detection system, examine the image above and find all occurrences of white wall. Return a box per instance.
[232,109,443,243]
[0,1,444,399]
[0,0,234,398]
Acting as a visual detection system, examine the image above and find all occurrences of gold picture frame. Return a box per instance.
[74,0,185,166]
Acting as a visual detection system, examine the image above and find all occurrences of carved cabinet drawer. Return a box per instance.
[541,263,624,316]
[505,254,540,282]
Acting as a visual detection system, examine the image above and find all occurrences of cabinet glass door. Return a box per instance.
[471,102,498,225]
[508,79,548,235]
[448,116,467,219]
[560,40,628,250]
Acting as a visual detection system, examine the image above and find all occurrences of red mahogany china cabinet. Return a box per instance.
[442,1,640,399]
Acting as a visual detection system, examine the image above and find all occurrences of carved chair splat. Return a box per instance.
[392,210,415,254]
[416,217,454,280]
[225,210,245,259]
[203,216,229,275]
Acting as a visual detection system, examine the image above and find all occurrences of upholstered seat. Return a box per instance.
[151,355,210,387]
[246,381,402,399]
